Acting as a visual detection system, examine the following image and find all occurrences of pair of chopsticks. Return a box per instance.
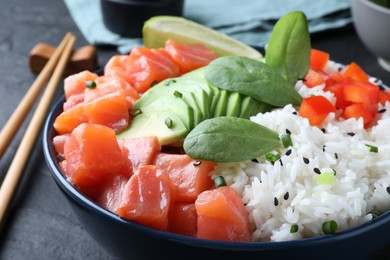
[0,32,76,229]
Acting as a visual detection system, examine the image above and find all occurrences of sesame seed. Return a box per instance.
[387,186,390,195]
[285,149,292,156]
[323,145,326,152]
[313,167,321,174]
[335,153,338,159]
[379,108,386,114]
[193,161,202,166]
[292,111,298,115]
[252,158,259,163]
[347,132,355,137]
[284,192,290,200]
[279,159,283,166]
[303,157,310,164]
[286,129,291,135]
[274,197,279,206]
[321,128,326,133]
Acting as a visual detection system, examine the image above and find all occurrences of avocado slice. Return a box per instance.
[226,92,242,117]
[239,96,274,119]
[213,89,228,117]
[117,111,188,145]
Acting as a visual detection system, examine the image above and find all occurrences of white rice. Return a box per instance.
[210,61,390,242]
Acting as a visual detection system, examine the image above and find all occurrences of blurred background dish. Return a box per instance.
[100,0,185,37]
[351,0,390,72]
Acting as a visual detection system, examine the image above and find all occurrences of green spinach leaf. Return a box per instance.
[183,117,280,163]
[205,56,302,107]
[265,11,311,86]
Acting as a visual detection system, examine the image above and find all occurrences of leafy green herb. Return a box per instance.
[365,144,378,153]
[265,11,311,86]
[86,80,96,89]
[205,56,302,107]
[290,224,299,233]
[164,117,173,128]
[214,176,227,188]
[183,117,280,163]
[322,220,338,234]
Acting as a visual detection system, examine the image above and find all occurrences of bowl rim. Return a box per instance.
[354,0,390,15]
[43,87,390,251]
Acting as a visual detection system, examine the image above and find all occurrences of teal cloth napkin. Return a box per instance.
[64,0,352,54]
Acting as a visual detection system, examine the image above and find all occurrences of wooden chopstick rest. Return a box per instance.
[29,43,98,75]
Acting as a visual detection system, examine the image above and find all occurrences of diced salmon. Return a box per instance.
[168,202,197,237]
[164,39,218,74]
[195,186,251,242]
[125,47,180,93]
[117,165,174,231]
[85,76,139,108]
[84,90,130,133]
[63,93,84,111]
[64,123,124,199]
[118,136,161,172]
[52,134,70,156]
[154,153,215,202]
[53,104,88,135]
[104,55,133,86]
[64,70,98,99]
[96,173,129,213]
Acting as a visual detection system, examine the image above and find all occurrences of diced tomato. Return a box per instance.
[96,173,129,213]
[195,186,251,242]
[64,70,98,99]
[310,49,329,71]
[64,123,124,199]
[298,96,336,126]
[304,68,326,88]
[117,165,174,231]
[53,104,88,135]
[342,103,374,127]
[52,134,70,156]
[118,136,161,172]
[341,62,369,83]
[343,82,380,104]
[84,90,130,133]
[164,39,218,74]
[125,47,180,93]
[154,153,216,202]
[379,89,390,106]
[63,93,84,111]
[168,202,197,237]
[324,82,351,109]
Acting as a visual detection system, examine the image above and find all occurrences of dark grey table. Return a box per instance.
[0,0,389,259]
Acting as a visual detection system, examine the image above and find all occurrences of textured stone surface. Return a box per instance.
[0,1,389,259]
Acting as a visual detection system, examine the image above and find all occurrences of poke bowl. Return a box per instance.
[43,12,390,260]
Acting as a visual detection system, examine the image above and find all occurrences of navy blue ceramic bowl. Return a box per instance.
[43,95,390,260]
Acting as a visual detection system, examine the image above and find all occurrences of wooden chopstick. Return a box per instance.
[0,32,72,158]
[0,33,76,230]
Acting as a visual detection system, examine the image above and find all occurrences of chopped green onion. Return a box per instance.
[290,224,299,233]
[164,117,173,128]
[214,176,227,188]
[173,90,183,98]
[86,80,96,89]
[129,108,142,118]
[369,207,383,219]
[281,134,293,148]
[365,144,378,153]
[322,220,338,234]
[316,168,337,185]
[265,153,281,163]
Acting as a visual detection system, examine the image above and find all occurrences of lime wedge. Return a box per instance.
[143,16,263,60]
